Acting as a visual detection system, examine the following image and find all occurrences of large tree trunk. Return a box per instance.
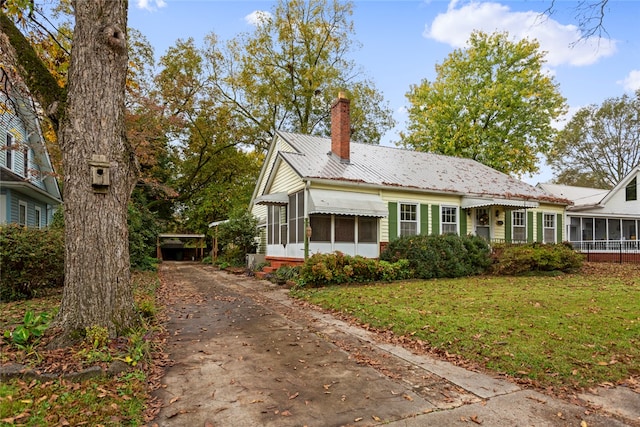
[54,0,138,342]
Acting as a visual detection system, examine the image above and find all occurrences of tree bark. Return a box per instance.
[53,0,139,342]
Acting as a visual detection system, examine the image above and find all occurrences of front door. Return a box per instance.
[475,208,491,240]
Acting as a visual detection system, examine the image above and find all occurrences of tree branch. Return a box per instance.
[0,12,66,129]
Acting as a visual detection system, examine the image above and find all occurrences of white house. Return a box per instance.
[539,168,640,261]
[250,94,570,265]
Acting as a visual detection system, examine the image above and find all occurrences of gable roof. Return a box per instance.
[1,92,62,204]
[273,131,568,205]
[600,165,640,206]
[537,183,609,209]
[538,166,640,212]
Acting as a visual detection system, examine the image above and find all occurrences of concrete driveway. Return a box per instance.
[151,262,640,427]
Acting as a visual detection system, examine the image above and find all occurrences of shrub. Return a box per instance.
[380,234,491,279]
[273,265,300,284]
[491,242,584,275]
[217,210,259,267]
[128,193,161,271]
[298,252,410,287]
[0,225,64,301]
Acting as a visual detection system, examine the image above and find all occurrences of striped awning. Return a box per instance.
[308,189,387,217]
[461,197,539,209]
[254,192,289,205]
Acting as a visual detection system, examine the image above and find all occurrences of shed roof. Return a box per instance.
[276,132,568,205]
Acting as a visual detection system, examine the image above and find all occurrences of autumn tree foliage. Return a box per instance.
[1,0,138,343]
[402,31,567,177]
[162,0,394,152]
[548,91,640,188]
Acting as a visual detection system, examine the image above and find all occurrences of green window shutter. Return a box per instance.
[505,210,512,243]
[431,204,440,235]
[556,213,563,243]
[388,202,398,241]
[420,204,429,235]
[536,212,543,242]
[459,208,467,236]
[527,211,534,243]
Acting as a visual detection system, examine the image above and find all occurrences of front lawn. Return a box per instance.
[0,271,163,426]
[291,263,640,390]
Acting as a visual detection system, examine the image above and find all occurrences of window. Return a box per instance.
[335,216,355,242]
[19,201,27,226]
[358,217,377,243]
[441,206,458,234]
[543,213,555,243]
[608,219,621,240]
[400,203,417,236]
[309,214,331,242]
[23,147,29,177]
[626,177,637,201]
[267,205,281,245]
[35,207,42,229]
[288,191,304,244]
[0,194,6,224]
[512,210,526,242]
[622,220,636,240]
[6,133,13,170]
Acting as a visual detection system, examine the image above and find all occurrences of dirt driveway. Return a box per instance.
[151,262,640,427]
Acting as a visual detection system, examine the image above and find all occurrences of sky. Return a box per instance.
[128,0,640,185]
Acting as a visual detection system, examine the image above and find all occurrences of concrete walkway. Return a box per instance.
[152,263,640,427]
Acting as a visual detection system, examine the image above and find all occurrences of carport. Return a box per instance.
[156,233,206,261]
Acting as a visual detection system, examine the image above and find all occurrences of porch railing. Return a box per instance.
[571,240,640,264]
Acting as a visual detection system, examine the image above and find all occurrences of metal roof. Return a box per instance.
[461,197,539,209]
[537,183,609,209]
[308,189,387,217]
[254,192,289,205]
[277,132,568,205]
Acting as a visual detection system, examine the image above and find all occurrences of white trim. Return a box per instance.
[543,212,556,243]
[0,194,6,224]
[18,200,27,226]
[399,202,419,237]
[34,206,42,228]
[441,205,458,235]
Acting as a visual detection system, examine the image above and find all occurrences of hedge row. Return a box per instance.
[299,252,410,287]
[380,233,491,279]
[490,242,584,275]
[296,236,584,288]
[0,225,65,301]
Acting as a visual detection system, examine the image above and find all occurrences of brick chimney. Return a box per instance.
[331,92,350,163]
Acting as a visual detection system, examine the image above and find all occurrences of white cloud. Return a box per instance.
[136,0,167,11]
[424,1,616,67]
[245,10,272,27]
[618,70,640,92]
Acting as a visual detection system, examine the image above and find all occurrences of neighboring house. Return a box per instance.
[539,168,640,258]
[249,94,570,264]
[1,91,62,227]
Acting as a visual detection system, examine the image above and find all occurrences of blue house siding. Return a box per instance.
[2,188,50,227]
[1,93,61,227]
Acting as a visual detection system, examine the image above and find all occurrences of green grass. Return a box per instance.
[0,373,148,426]
[0,271,160,426]
[291,267,640,388]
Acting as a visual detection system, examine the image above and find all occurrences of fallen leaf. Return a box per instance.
[169,396,180,404]
[372,415,381,421]
[289,392,299,400]
[581,421,588,427]
[354,417,363,422]
[471,414,483,425]
[281,410,292,417]
[403,394,413,401]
